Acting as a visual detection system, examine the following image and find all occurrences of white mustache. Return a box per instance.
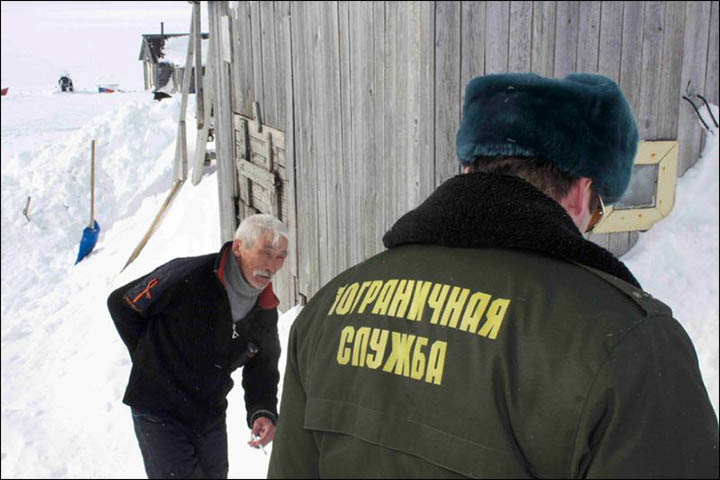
[254,270,274,279]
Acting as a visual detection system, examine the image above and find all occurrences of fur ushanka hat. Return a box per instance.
[456,72,639,204]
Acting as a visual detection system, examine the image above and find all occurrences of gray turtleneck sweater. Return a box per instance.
[225,254,263,324]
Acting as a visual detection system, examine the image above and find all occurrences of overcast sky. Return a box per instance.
[0,1,209,91]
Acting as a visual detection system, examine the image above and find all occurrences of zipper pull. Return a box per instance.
[232,322,239,339]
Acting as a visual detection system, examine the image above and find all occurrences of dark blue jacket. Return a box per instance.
[108,242,281,433]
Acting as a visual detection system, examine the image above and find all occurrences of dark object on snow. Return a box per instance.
[153,91,172,101]
[98,86,115,93]
[76,140,100,264]
[76,220,100,264]
[58,75,74,92]
[1,87,8,96]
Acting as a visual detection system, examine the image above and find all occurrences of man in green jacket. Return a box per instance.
[268,73,719,478]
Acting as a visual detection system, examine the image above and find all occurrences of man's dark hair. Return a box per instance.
[466,156,600,213]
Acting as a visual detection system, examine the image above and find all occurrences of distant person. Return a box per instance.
[108,214,289,478]
[268,73,719,478]
[58,74,73,92]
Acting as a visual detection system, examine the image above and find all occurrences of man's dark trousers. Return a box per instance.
[131,409,229,479]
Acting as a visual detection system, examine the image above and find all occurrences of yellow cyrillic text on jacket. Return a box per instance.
[329,279,511,341]
[337,325,447,385]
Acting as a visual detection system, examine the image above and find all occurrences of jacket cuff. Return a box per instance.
[248,409,278,428]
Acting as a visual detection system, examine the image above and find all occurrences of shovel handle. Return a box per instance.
[89,140,95,228]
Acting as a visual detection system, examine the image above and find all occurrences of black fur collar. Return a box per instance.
[382,172,640,288]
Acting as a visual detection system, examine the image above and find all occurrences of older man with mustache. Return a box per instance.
[108,214,288,479]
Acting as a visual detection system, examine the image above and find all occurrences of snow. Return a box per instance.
[0,1,208,92]
[0,87,303,478]
[161,36,209,67]
[1,3,718,479]
[623,107,719,410]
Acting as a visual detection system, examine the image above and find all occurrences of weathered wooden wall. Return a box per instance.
[208,1,719,308]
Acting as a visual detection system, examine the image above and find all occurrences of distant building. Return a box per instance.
[138,26,208,95]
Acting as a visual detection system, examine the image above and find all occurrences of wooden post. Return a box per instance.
[192,27,215,186]
[90,139,95,228]
[121,179,184,272]
[194,1,204,130]
[173,7,196,182]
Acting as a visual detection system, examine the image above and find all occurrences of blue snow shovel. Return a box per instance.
[75,140,100,264]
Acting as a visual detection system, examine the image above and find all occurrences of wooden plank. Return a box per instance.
[250,1,265,122]
[637,1,664,141]
[460,1,486,86]
[239,159,276,190]
[247,179,279,219]
[485,1,509,73]
[250,186,272,215]
[235,118,251,205]
[531,1,556,77]
[318,1,343,286]
[220,14,232,64]
[576,1,601,73]
[192,27,215,187]
[232,2,254,117]
[338,0,355,267]
[249,125,285,151]
[307,1,330,294]
[273,1,289,133]
[290,1,320,297]
[228,4,240,114]
[174,8,195,182]
[193,2,204,129]
[384,1,403,244]
[347,1,364,265]
[275,148,287,171]
[209,2,238,242]
[435,1,461,187]
[554,1,580,77]
[677,1,711,175]
[347,1,370,266]
[280,180,289,216]
[589,1,624,252]
[276,0,298,306]
[597,1,623,81]
[249,132,272,169]
[460,1,486,144]
[409,1,435,205]
[625,231,639,258]
[609,1,644,258]
[372,1,387,256]
[233,115,286,150]
[259,1,278,129]
[702,0,718,156]
[508,1,532,73]
[656,1,685,140]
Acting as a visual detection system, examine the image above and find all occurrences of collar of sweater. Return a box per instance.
[382,172,640,288]
[226,252,264,299]
[214,241,280,310]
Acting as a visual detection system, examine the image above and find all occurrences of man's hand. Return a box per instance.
[248,416,275,449]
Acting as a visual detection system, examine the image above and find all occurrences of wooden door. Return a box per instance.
[234,111,299,311]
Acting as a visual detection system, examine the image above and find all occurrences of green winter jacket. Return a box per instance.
[268,173,719,479]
